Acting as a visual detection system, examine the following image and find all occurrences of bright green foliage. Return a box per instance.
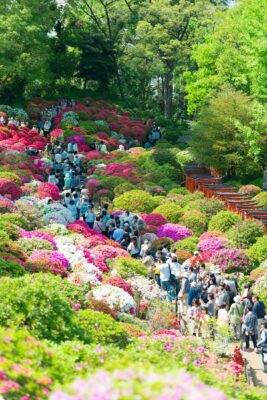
[175,236,199,253]
[186,0,267,113]
[246,236,267,266]
[0,171,21,185]
[153,203,183,223]
[110,257,148,279]
[1,213,30,230]
[0,274,88,343]
[253,192,267,207]
[184,198,225,221]
[226,220,265,249]
[114,190,157,213]
[0,259,25,277]
[78,310,128,348]
[208,210,241,232]
[113,182,136,196]
[18,237,54,256]
[190,87,267,178]
[180,211,207,236]
[0,221,19,241]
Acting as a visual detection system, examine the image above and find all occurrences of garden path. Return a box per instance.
[243,350,267,387]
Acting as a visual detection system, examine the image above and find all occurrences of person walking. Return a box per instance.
[178,272,190,315]
[84,206,96,229]
[252,295,266,337]
[229,295,244,339]
[127,237,139,258]
[243,305,258,351]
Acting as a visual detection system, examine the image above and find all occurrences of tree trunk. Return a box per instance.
[164,72,173,119]
[111,53,125,101]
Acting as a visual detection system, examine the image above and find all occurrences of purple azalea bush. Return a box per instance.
[157,224,193,242]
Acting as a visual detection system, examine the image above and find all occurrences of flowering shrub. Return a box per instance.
[184,198,225,220]
[239,185,261,197]
[153,203,183,223]
[153,237,174,250]
[157,223,193,242]
[253,277,267,305]
[19,230,57,248]
[1,212,30,229]
[127,276,165,304]
[110,256,148,279]
[214,248,252,273]
[249,266,267,282]
[78,309,128,347]
[199,231,226,241]
[90,284,136,314]
[106,276,134,297]
[50,369,228,400]
[208,211,241,232]
[176,249,192,263]
[94,245,128,261]
[142,213,167,227]
[89,299,117,319]
[0,198,15,213]
[226,220,265,249]
[246,236,267,265]
[38,182,61,200]
[29,250,69,277]
[114,190,157,213]
[0,171,21,185]
[0,178,22,200]
[198,238,228,253]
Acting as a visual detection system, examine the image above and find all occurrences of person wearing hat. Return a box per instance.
[189,250,203,269]
[217,283,230,311]
[229,296,244,339]
[215,268,223,286]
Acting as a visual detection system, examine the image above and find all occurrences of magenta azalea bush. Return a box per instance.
[157,224,193,242]
[19,230,57,249]
[142,213,167,227]
[38,182,61,200]
[198,238,228,253]
[213,248,252,273]
[0,178,22,200]
[29,250,69,277]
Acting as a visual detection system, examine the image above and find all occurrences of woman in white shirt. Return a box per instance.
[127,237,139,258]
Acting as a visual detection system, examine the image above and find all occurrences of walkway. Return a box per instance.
[184,164,267,234]
[243,350,267,387]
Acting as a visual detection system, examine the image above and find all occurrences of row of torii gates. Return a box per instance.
[184,164,267,234]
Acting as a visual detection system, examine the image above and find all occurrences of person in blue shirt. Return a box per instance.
[113,225,124,243]
[253,295,266,336]
[84,206,96,228]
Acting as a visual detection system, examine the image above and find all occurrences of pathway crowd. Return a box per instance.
[15,100,267,372]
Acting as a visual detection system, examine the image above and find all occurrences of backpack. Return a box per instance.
[168,264,176,285]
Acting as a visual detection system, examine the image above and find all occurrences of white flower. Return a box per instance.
[91,284,136,313]
[127,276,165,303]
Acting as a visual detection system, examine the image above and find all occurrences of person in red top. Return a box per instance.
[189,251,204,269]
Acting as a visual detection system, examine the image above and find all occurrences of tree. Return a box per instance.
[0,0,61,103]
[130,0,215,119]
[185,0,267,114]
[190,87,267,179]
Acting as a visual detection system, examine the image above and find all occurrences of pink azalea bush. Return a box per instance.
[213,248,252,273]
[29,250,69,277]
[157,224,193,242]
[94,245,128,261]
[105,276,134,297]
[19,230,57,250]
[37,182,61,200]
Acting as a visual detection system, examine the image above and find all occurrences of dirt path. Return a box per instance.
[242,349,267,387]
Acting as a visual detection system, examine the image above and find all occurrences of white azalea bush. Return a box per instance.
[127,276,166,303]
[90,284,136,314]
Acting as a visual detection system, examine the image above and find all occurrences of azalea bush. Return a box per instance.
[157,224,193,242]
[153,203,183,223]
[153,237,174,250]
[1,212,30,229]
[239,185,261,197]
[0,274,88,342]
[180,210,207,236]
[226,220,265,249]
[18,237,54,255]
[110,256,148,279]
[78,309,128,347]
[253,192,267,207]
[38,182,61,200]
[175,236,199,253]
[0,178,22,200]
[184,198,225,221]
[28,250,69,277]
[0,259,25,277]
[90,284,136,314]
[214,248,252,273]
[105,276,134,297]
[142,213,167,227]
[246,236,267,265]
[208,211,242,232]
[114,190,157,213]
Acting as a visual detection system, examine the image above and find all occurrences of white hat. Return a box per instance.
[194,251,199,256]
[215,268,221,274]
[234,295,242,304]
[191,281,197,288]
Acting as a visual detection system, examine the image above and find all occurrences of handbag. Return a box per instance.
[168,264,176,284]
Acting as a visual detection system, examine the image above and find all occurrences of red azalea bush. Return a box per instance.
[105,276,134,297]
[85,151,101,160]
[37,182,61,200]
[67,220,98,237]
[0,179,22,200]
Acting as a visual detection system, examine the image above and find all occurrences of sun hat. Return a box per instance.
[194,251,199,256]
[191,281,197,288]
[215,268,221,274]
[234,295,242,304]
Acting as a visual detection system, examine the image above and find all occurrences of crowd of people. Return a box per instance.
[20,100,267,371]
